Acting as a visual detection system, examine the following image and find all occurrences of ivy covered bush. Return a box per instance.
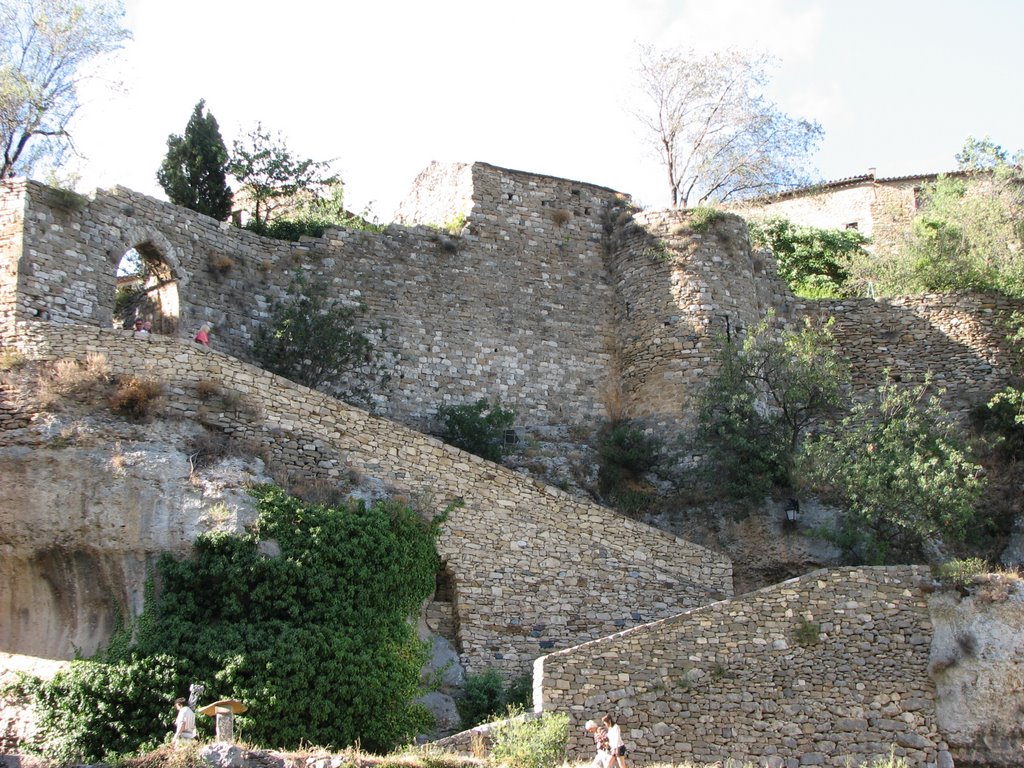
[19,485,445,762]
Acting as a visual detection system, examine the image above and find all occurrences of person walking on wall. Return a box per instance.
[602,713,630,768]
[194,323,211,346]
[173,697,196,744]
[585,719,612,768]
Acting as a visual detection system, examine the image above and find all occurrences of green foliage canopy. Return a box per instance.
[865,137,1024,297]
[21,485,445,761]
[698,316,847,498]
[157,99,233,221]
[748,217,868,297]
[437,398,517,462]
[230,123,338,227]
[800,376,984,563]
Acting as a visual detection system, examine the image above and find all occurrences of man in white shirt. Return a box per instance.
[174,697,196,744]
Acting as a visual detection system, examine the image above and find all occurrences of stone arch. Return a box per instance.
[113,225,188,335]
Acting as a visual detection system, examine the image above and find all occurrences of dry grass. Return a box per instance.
[551,209,573,227]
[37,353,111,408]
[109,376,165,420]
[195,378,223,400]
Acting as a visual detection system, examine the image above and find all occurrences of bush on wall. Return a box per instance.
[253,270,384,404]
[437,398,517,462]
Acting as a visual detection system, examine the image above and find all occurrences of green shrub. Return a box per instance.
[794,619,821,646]
[936,557,989,591]
[489,708,568,768]
[253,271,383,403]
[748,216,867,297]
[22,486,446,759]
[456,670,532,728]
[799,376,984,564]
[688,205,723,233]
[437,398,516,462]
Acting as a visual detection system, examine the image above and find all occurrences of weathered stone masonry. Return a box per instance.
[538,566,947,768]
[3,322,732,676]
[1,166,1020,438]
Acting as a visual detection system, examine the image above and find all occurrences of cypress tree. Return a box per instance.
[157,100,233,221]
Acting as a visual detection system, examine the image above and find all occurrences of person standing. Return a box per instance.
[194,323,211,346]
[585,719,612,768]
[602,713,629,768]
[173,697,196,744]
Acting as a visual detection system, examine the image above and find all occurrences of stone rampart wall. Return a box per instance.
[612,210,790,432]
[0,168,627,431]
[537,566,948,768]
[804,294,1018,416]
[3,321,732,677]
[1,167,1019,440]
[0,184,25,334]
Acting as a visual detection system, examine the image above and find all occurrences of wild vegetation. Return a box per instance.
[253,270,385,403]
[14,486,447,762]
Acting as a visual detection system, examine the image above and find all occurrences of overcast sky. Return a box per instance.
[66,0,1024,220]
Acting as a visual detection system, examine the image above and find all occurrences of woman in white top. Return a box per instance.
[602,713,629,768]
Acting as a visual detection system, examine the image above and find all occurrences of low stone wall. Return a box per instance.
[536,566,949,768]
[3,321,732,677]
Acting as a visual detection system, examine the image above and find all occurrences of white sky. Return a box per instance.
[65,0,1024,221]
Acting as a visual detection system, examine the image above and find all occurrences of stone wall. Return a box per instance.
[804,294,1018,416]
[0,183,23,333]
[536,566,949,768]
[1,168,1020,441]
[3,321,732,676]
[610,210,790,432]
[0,166,629,432]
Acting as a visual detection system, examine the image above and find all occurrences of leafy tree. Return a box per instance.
[156,99,233,220]
[800,376,984,564]
[748,217,869,297]
[955,135,1023,171]
[865,137,1024,297]
[437,398,516,462]
[697,316,846,498]
[248,180,383,241]
[253,271,379,400]
[22,486,445,760]
[230,123,338,227]
[0,0,130,178]
[633,45,823,208]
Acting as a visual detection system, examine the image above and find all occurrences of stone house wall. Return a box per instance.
[3,321,732,677]
[537,566,948,768]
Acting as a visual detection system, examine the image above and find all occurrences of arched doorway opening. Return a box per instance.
[113,242,179,334]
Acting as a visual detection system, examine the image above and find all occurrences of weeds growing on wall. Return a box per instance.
[437,398,517,462]
[19,485,448,761]
[597,419,661,516]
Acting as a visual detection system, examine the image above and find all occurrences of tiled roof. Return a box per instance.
[744,169,968,203]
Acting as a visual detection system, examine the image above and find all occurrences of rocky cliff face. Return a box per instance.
[0,409,267,659]
[929,583,1024,767]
